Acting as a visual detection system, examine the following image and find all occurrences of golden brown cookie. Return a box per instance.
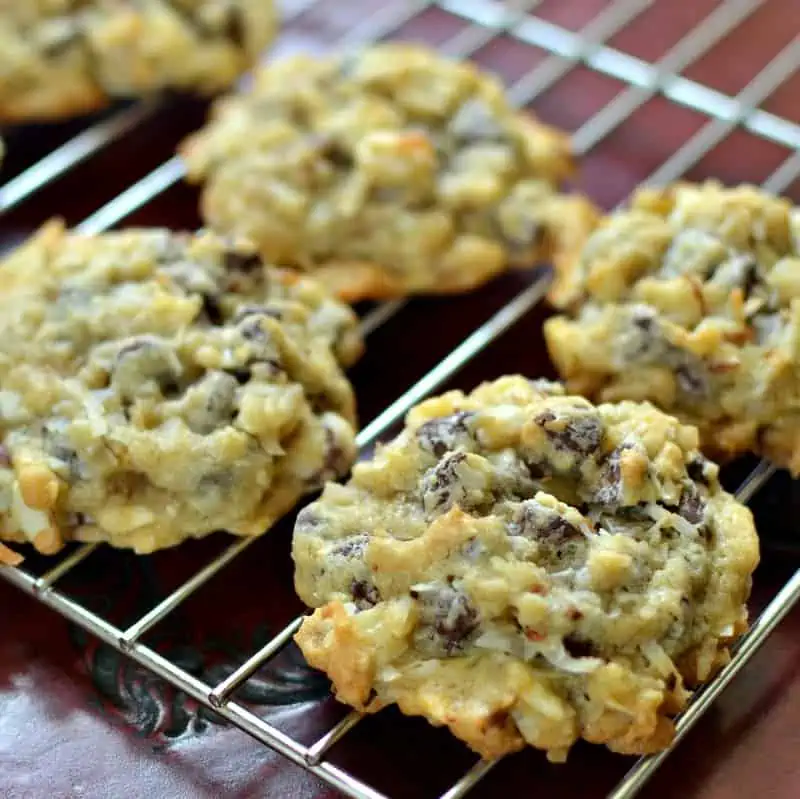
[546,181,800,472]
[181,44,598,303]
[0,222,363,561]
[293,376,758,760]
[0,1,277,122]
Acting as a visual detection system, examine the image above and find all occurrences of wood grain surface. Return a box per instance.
[2,1,800,798]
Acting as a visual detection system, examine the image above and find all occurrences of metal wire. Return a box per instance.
[506,0,656,107]
[569,0,766,154]
[0,102,159,215]
[647,36,800,186]
[1,1,799,798]
[487,0,800,152]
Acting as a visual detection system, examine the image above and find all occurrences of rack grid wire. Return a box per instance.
[1,1,799,798]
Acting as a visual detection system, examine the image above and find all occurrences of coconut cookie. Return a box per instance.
[0,1,277,122]
[0,222,363,562]
[292,376,758,761]
[180,44,598,302]
[545,181,800,472]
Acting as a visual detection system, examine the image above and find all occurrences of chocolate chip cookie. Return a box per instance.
[180,44,598,302]
[545,181,800,472]
[0,222,363,563]
[0,1,276,122]
[293,376,758,760]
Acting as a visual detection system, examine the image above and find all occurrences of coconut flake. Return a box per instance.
[641,641,675,677]
[525,638,603,674]
[378,666,402,683]
[644,501,699,536]
[474,628,523,657]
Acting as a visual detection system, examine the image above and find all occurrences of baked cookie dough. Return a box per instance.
[180,44,598,302]
[0,222,363,563]
[546,181,800,472]
[293,376,758,761]
[0,1,277,122]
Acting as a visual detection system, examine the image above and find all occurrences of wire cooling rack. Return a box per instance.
[1,1,800,797]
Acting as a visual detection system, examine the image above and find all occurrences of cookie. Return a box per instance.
[180,44,598,302]
[293,376,758,761]
[0,222,363,562]
[545,181,800,472]
[0,1,277,122]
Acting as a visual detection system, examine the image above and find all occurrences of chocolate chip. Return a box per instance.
[420,452,470,515]
[594,445,632,508]
[418,586,479,655]
[331,535,368,558]
[686,454,711,485]
[56,446,83,480]
[309,134,354,169]
[632,307,656,332]
[225,359,281,385]
[237,313,271,341]
[182,371,238,434]
[40,421,84,481]
[231,313,284,375]
[152,376,175,398]
[541,516,582,542]
[113,336,182,401]
[511,501,580,545]
[535,409,604,455]
[225,368,251,385]
[616,503,650,522]
[416,411,474,457]
[303,420,353,492]
[624,306,668,362]
[525,461,547,479]
[563,635,596,659]
[351,579,380,610]
[224,249,262,273]
[510,501,587,568]
[224,6,245,47]
[676,485,706,525]
[201,294,225,325]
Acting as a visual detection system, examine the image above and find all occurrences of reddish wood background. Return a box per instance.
[2,1,800,797]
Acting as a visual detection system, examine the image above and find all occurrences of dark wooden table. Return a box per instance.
[2,1,800,797]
